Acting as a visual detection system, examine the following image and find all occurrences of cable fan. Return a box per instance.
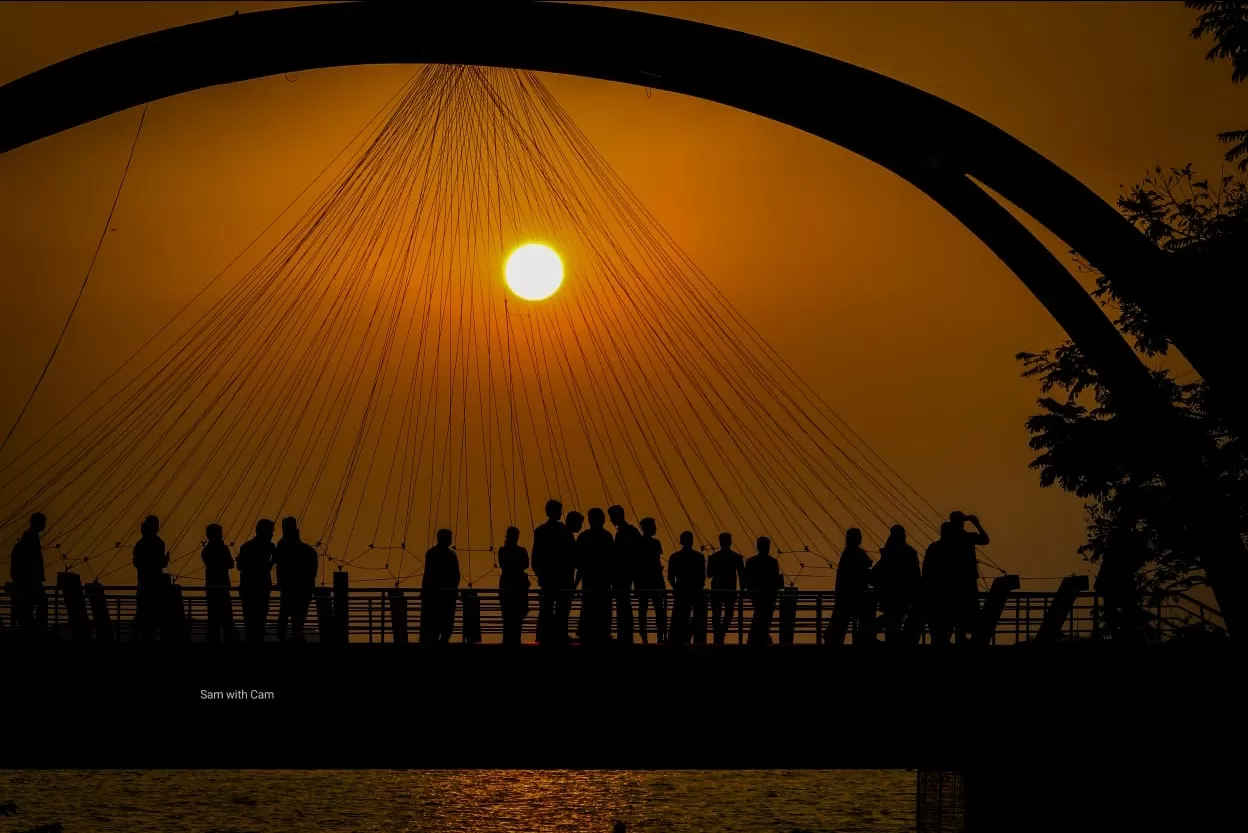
[2,66,995,589]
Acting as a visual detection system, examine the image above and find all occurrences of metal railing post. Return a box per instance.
[815,593,823,645]
[737,591,745,644]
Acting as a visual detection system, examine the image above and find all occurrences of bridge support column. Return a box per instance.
[84,579,113,642]
[1034,576,1089,643]
[387,589,408,644]
[974,575,1020,644]
[55,571,92,642]
[962,755,1241,833]
[917,769,966,833]
[332,570,349,644]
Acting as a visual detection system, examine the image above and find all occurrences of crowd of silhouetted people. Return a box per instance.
[520,500,788,647]
[5,501,991,646]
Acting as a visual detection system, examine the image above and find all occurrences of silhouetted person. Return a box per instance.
[575,508,614,646]
[872,524,921,642]
[667,531,705,644]
[132,515,169,641]
[923,522,957,645]
[532,499,568,645]
[421,529,461,644]
[564,510,587,643]
[744,536,783,645]
[635,517,667,644]
[946,511,988,643]
[274,516,318,643]
[607,505,639,643]
[9,512,48,637]
[706,532,745,644]
[236,519,276,642]
[556,510,581,643]
[497,526,530,646]
[201,523,238,643]
[826,528,875,645]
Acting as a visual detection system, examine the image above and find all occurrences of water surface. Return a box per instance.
[0,770,915,832]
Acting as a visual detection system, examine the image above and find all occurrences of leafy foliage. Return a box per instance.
[1188,1,1248,169]
[1016,165,1248,597]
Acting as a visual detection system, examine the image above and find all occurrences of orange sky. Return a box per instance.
[1,2,1243,587]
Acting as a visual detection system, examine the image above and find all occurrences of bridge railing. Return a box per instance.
[1140,590,1226,638]
[1,582,1227,644]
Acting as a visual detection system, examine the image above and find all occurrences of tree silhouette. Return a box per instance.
[1017,165,1248,607]
[1189,1,1248,170]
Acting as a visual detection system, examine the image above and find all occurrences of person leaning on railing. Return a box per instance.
[274,516,318,643]
[531,499,567,646]
[201,523,239,642]
[132,514,169,641]
[706,532,745,645]
[8,512,49,637]
[666,531,705,645]
[236,519,276,642]
[420,528,461,644]
[635,517,668,644]
[871,525,920,643]
[497,526,530,646]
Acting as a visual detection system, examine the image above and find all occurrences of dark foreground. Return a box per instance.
[3,639,1244,832]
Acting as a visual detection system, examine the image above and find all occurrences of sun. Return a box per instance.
[505,243,564,301]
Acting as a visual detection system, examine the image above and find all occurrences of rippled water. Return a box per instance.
[0,770,915,833]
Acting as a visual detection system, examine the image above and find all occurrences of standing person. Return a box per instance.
[871,525,921,642]
[706,532,745,644]
[666,531,705,644]
[744,537,783,645]
[826,528,875,645]
[274,516,318,643]
[421,529,461,644]
[562,510,583,644]
[201,523,239,642]
[923,522,956,645]
[607,505,639,643]
[947,512,989,644]
[532,499,567,645]
[497,526,530,646]
[575,508,614,646]
[9,512,48,637]
[635,517,668,644]
[236,519,276,642]
[132,515,169,641]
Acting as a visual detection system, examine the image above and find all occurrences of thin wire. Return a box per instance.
[0,104,148,458]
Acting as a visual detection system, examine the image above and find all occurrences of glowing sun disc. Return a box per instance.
[505,243,563,300]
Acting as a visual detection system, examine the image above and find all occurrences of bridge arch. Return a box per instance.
[4,1,1247,635]
[0,2,1209,420]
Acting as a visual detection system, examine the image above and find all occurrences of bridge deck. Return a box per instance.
[4,639,1240,766]
[5,638,1244,832]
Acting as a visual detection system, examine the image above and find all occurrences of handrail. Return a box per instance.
[1170,592,1225,624]
[1,582,1226,645]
